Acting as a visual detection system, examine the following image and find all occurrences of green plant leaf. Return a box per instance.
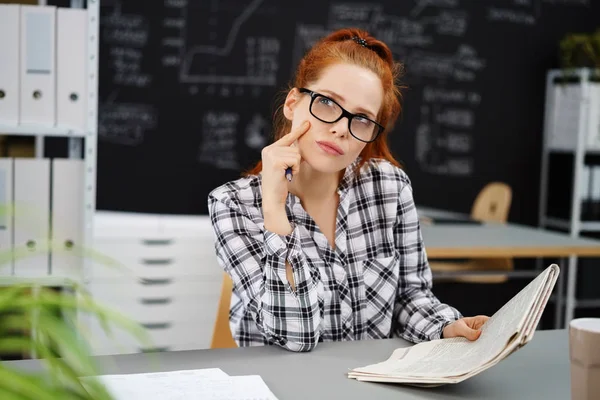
[0,336,35,356]
[0,386,30,400]
[0,286,30,309]
[0,366,64,400]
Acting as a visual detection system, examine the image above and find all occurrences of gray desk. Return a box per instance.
[417,206,472,222]
[421,222,600,259]
[5,329,570,399]
[416,207,600,328]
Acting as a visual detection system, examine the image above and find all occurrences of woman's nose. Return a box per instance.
[329,117,349,138]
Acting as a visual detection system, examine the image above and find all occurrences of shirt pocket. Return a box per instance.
[361,255,399,336]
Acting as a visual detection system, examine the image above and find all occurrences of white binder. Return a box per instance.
[56,8,87,132]
[0,159,14,276]
[50,158,83,278]
[19,5,56,127]
[587,82,600,151]
[13,158,50,277]
[0,5,21,127]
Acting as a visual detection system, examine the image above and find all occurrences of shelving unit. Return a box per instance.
[538,67,600,327]
[0,0,98,283]
[0,0,99,360]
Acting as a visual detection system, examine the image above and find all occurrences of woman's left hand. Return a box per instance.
[442,315,490,341]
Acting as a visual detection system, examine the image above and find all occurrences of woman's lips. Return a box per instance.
[316,141,344,155]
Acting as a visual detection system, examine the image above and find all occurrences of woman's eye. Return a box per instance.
[319,97,334,106]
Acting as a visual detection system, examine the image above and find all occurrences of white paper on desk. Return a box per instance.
[87,368,279,400]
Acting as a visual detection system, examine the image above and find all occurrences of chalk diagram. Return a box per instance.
[176,0,280,87]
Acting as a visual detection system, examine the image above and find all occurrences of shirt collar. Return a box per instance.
[337,157,361,200]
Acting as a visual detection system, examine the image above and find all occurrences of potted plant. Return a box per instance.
[0,212,152,399]
[559,28,600,78]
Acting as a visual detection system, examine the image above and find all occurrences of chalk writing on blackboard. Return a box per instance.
[415,86,481,177]
[408,45,485,83]
[102,1,152,88]
[98,100,157,146]
[161,0,187,68]
[328,3,380,31]
[487,7,536,25]
[198,111,240,169]
[410,0,459,18]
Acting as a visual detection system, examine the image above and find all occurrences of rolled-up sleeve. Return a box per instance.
[208,191,322,352]
[393,181,462,343]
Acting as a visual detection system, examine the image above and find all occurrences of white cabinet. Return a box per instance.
[87,211,222,355]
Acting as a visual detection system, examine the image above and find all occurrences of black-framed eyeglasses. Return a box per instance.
[298,88,384,143]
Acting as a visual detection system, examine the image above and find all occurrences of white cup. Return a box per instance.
[569,318,600,400]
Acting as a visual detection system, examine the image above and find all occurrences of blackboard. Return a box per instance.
[94,0,599,225]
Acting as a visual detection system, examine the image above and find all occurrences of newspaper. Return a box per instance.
[347,264,560,386]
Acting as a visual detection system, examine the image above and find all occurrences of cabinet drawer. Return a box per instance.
[85,318,214,355]
[93,237,217,259]
[91,258,221,281]
[91,239,220,280]
[89,288,220,325]
[88,278,221,301]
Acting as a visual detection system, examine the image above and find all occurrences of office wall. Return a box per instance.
[89,0,599,226]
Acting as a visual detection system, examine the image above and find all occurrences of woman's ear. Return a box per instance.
[283,88,300,120]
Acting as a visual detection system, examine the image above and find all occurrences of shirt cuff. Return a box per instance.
[432,313,462,340]
[264,223,302,260]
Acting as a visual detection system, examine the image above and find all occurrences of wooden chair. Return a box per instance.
[471,182,513,223]
[429,182,513,284]
[210,273,238,349]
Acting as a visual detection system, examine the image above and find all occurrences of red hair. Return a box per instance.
[244,27,405,176]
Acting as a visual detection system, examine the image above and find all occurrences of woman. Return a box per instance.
[208,28,488,352]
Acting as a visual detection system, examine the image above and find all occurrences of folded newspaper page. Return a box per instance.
[347,264,560,386]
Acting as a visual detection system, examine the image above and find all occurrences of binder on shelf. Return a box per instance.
[0,159,14,277]
[56,8,87,132]
[19,5,57,128]
[13,158,50,277]
[548,80,581,151]
[0,5,21,127]
[50,158,84,278]
[587,80,600,151]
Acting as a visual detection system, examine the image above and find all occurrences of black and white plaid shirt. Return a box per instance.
[208,158,462,352]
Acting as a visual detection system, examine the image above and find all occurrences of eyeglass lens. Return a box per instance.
[311,95,378,142]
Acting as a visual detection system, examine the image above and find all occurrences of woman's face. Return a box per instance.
[283,63,384,174]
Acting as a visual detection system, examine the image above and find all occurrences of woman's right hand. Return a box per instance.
[261,120,310,208]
